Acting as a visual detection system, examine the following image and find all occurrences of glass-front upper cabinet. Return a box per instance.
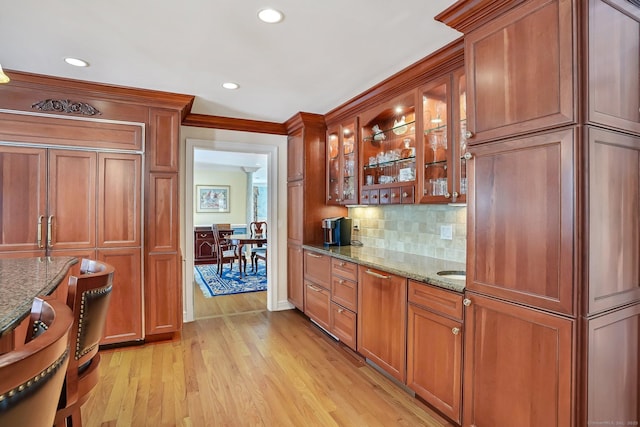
[327,119,358,205]
[360,90,417,205]
[419,68,467,204]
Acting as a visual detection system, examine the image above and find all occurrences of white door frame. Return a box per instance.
[184,138,285,322]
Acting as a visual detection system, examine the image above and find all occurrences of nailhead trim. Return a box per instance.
[75,284,111,360]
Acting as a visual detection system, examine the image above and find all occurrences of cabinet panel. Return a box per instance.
[303,250,331,288]
[304,281,330,331]
[357,266,407,382]
[287,243,304,310]
[585,304,640,426]
[586,126,640,314]
[331,276,357,313]
[145,252,182,336]
[0,146,46,253]
[287,129,304,181]
[468,129,575,315]
[98,152,141,247]
[147,172,178,252]
[407,303,462,424]
[331,302,356,350]
[463,293,573,427]
[48,150,97,250]
[588,0,640,135]
[148,109,180,172]
[331,258,358,282]
[465,0,574,143]
[327,120,358,205]
[194,228,215,264]
[287,181,303,244]
[408,280,463,321]
[98,248,143,344]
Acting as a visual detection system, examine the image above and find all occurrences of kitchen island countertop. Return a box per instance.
[303,244,465,293]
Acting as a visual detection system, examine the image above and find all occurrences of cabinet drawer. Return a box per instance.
[304,281,330,331]
[331,276,357,312]
[331,302,356,350]
[408,280,463,321]
[304,250,331,288]
[331,258,358,281]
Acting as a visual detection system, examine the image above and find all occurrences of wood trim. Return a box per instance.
[3,70,194,119]
[183,113,288,135]
[324,38,464,126]
[284,112,327,133]
[435,0,527,33]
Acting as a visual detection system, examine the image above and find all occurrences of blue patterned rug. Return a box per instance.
[194,263,267,297]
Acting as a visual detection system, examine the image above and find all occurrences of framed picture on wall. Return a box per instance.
[196,185,230,213]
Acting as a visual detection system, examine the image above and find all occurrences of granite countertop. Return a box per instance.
[0,256,78,335]
[303,244,466,293]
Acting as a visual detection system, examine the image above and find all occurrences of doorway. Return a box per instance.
[184,138,284,323]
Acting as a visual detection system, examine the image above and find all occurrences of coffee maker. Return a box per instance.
[322,217,352,246]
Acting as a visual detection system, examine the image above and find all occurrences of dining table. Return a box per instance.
[228,234,267,277]
[0,256,77,338]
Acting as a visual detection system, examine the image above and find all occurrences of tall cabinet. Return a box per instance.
[285,113,345,310]
[0,72,193,345]
[437,0,640,425]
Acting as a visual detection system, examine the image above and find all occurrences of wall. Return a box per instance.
[193,166,247,226]
[348,204,466,263]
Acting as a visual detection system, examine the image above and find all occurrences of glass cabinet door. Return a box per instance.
[327,120,358,205]
[455,70,468,204]
[421,78,451,203]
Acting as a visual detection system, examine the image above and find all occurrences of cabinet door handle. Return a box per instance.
[453,191,459,198]
[465,131,474,139]
[463,152,473,160]
[463,298,472,307]
[307,253,322,258]
[365,269,390,279]
[452,327,461,335]
[445,192,451,199]
[338,279,345,285]
[47,215,54,248]
[37,215,44,248]
[402,192,408,198]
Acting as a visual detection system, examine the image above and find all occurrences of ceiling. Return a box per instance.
[194,149,268,183]
[1,0,461,124]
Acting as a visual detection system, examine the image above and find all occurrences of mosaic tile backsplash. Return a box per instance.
[348,205,467,263]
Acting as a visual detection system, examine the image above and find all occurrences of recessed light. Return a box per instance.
[258,8,284,24]
[64,57,89,67]
[222,82,239,90]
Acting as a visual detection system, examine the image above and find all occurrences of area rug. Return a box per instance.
[194,263,267,297]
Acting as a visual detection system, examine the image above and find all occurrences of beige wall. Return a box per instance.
[348,204,467,263]
[193,167,247,226]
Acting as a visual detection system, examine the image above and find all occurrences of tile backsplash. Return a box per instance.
[348,205,467,263]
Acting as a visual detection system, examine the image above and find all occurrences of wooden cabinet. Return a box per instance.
[587,0,640,135]
[467,128,576,315]
[330,258,358,350]
[585,127,640,315]
[357,265,407,382]
[287,129,304,182]
[463,292,574,427]
[463,0,575,144]
[583,303,640,427]
[287,244,304,310]
[359,91,417,205]
[407,281,463,424]
[194,227,215,264]
[303,250,331,288]
[327,119,358,205]
[287,181,304,246]
[303,250,332,330]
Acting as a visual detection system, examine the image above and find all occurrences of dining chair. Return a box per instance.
[212,224,243,275]
[0,297,73,427]
[53,258,114,427]
[249,221,268,273]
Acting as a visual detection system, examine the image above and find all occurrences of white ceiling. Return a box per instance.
[194,149,268,183]
[1,0,461,123]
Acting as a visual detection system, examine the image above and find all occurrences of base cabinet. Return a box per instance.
[287,244,304,310]
[463,293,573,427]
[357,266,407,383]
[304,281,331,331]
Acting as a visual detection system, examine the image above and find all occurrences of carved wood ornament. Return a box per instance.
[32,99,101,115]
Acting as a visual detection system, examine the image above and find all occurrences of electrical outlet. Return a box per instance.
[352,219,360,230]
[440,224,453,240]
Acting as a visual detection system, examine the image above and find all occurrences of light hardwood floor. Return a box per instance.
[82,306,455,426]
[194,281,267,319]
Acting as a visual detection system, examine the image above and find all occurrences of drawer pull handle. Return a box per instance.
[338,279,345,285]
[365,269,390,279]
[307,253,322,258]
[463,298,472,307]
[308,285,323,292]
[452,327,460,335]
[340,261,346,267]
[200,233,207,237]
[337,308,344,314]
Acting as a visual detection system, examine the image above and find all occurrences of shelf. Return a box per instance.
[363,156,416,170]
[363,120,416,142]
[424,160,447,169]
[424,124,447,134]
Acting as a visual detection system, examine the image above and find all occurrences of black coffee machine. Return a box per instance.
[322,217,352,246]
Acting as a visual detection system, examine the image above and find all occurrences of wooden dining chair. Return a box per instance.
[249,221,268,273]
[53,258,114,427]
[212,224,243,275]
[0,297,73,427]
